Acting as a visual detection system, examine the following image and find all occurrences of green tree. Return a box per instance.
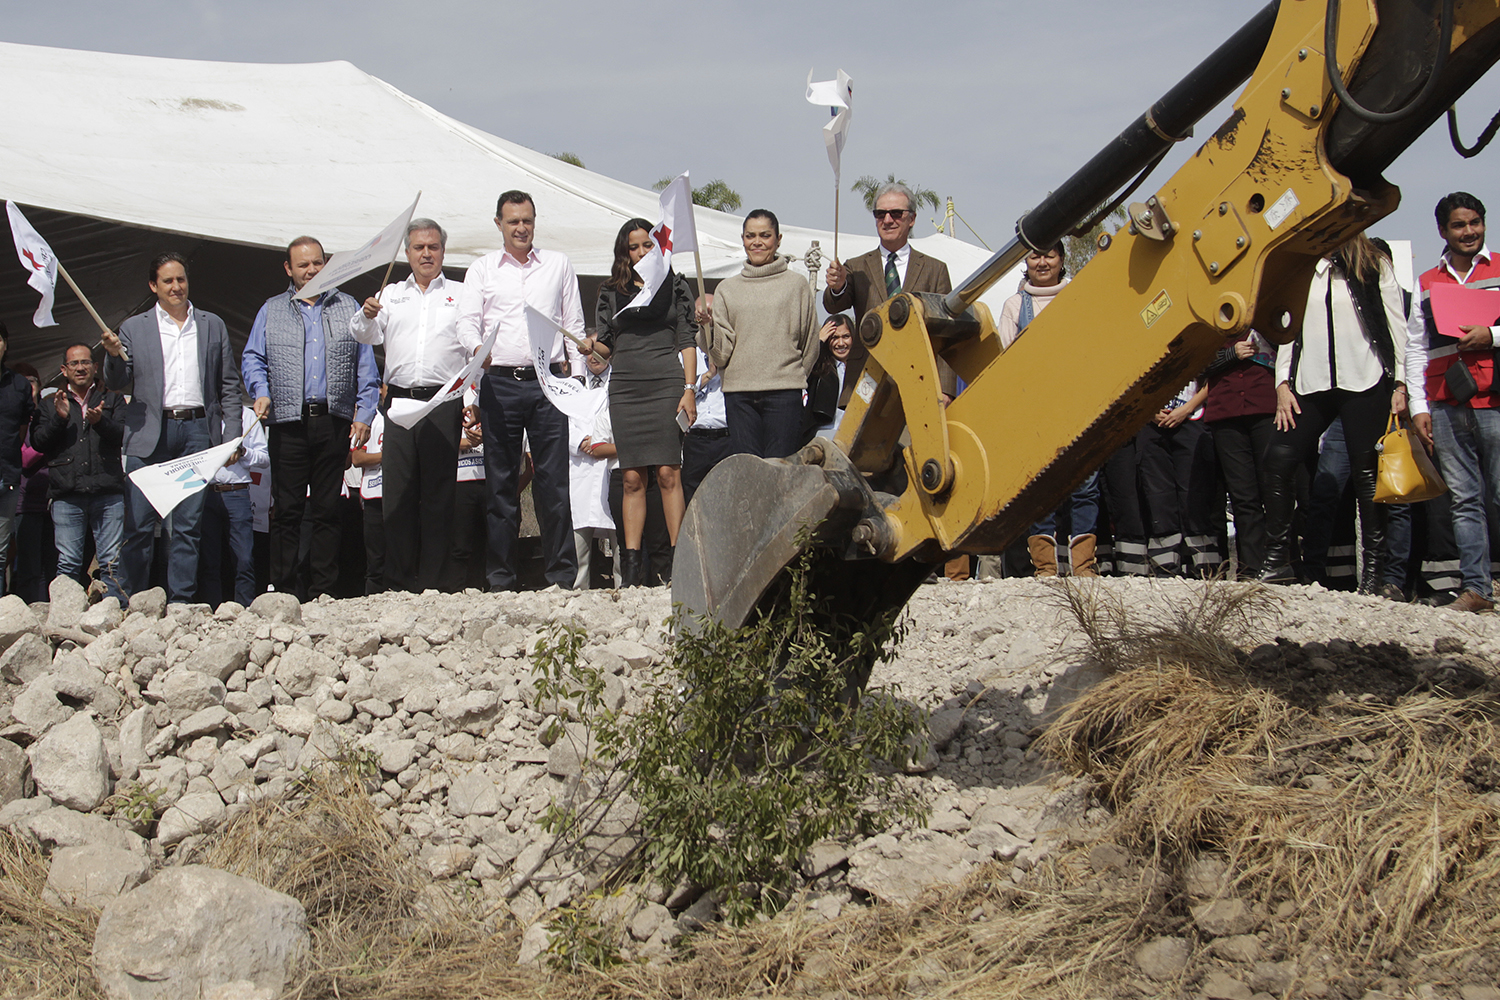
[551,152,585,168]
[851,173,941,213]
[654,176,742,213]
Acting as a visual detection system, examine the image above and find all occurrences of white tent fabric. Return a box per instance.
[0,41,1014,373]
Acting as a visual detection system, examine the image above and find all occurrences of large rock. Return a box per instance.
[448,771,501,817]
[45,845,150,909]
[46,575,91,630]
[79,597,125,636]
[193,640,251,682]
[118,707,157,781]
[437,690,501,734]
[92,865,307,1000]
[1135,935,1191,981]
[127,587,167,619]
[0,632,52,685]
[0,738,30,805]
[369,650,461,705]
[0,593,40,655]
[247,592,302,624]
[272,644,337,698]
[21,806,146,854]
[847,835,972,908]
[28,712,110,812]
[159,669,226,723]
[156,791,228,845]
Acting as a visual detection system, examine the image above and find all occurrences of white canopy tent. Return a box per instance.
[0,41,1014,374]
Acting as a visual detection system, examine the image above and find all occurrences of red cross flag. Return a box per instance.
[6,201,59,327]
[627,172,699,311]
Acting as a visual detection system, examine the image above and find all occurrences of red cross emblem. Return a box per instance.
[21,248,44,271]
[654,224,673,254]
[446,296,454,304]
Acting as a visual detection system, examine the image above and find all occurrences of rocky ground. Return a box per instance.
[2,574,1498,999]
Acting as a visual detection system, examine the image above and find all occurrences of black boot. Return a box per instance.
[1258,443,1298,583]
[659,545,675,586]
[620,548,645,587]
[1356,490,1389,596]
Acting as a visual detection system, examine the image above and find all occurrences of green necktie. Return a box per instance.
[885,251,900,297]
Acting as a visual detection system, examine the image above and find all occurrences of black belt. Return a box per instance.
[386,383,445,401]
[211,482,250,492]
[163,406,206,420]
[303,401,330,417]
[490,363,568,381]
[689,427,730,439]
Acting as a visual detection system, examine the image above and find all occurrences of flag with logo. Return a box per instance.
[293,192,421,301]
[525,305,606,424]
[128,436,245,518]
[6,201,59,327]
[386,321,502,430]
[627,172,699,311]
[805,70,853,180]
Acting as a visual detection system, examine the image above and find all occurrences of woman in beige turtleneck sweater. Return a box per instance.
[705,209,819,459]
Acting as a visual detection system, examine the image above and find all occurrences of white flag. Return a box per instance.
[6,201,59,327]
[627,171,699,311]
[293,192,421,302]
[386,322,502,430]
[805,70,853,180]
[524,306,607,425]
[128,436,244,518]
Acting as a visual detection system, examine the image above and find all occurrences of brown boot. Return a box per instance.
[1028,535,1058,578]
[1450,590,1495,614]
[1069,534,1099,578]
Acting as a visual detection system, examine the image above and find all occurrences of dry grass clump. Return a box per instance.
[1041,579,1500,966]
[0,828,101,1000]
[194,761,549,1000]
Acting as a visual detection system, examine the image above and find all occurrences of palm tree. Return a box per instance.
[851,174,941,213]
[654,177,743,213]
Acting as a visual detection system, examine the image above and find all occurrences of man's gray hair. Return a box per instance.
[406,218,448,249]
[875,182,918,214]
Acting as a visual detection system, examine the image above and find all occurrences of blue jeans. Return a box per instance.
[0,482,16,597]
[200,487,257,607]
[52,492,126,601]
[1032,471,1101,538]
[725,389,804,459]
[122,416,212,602]
[1429,403,1500,598]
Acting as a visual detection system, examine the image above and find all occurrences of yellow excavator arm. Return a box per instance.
[675,0,1500,642]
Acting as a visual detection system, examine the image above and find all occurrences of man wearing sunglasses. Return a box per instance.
[822,181,954,405]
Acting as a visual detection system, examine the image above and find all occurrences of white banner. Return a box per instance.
[128,436,244,518]
[386,322,502,430]
[6,201,59,327]
[294,192,420,302]
[806,70,853,180]
[627,171,699,311]
[524,305,606,424]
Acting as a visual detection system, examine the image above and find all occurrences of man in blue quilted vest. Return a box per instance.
[242,236,379,599]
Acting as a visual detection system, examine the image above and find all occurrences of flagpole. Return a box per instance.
[55,260,131,363]
[833,179,841,262]
[691,250,708,313]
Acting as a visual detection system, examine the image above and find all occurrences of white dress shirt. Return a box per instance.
[1277,256,1406,396]
[455,247,584,375]
[689,348,727,431]
[359,412,385,500]
[881,243,911,288]
[1406,245,1492,416]
[349,273,468,388]
[157,303,204,408]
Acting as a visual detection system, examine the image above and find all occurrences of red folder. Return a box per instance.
[1430,282,1500,339]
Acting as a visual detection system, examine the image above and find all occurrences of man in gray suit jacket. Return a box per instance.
[102,252,242,603]
[823,181,954,405]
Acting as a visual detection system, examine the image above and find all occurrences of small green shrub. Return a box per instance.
[533,550,927,925]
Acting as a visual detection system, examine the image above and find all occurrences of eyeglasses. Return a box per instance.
[872,209,911,221]
[63,361,94,369]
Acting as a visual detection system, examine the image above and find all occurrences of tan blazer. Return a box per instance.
[822,246,955,401]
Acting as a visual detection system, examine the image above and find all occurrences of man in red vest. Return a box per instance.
[1408,192,1500,613]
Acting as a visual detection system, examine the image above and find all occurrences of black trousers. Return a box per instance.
[1138,421,1222,575]
[363,497,385,595]
[1209,413,1275,577]
[381,396,461,592]
[479,372,576,590]
[268,414,351,599]
[448,478,488,592]
[681,428,734,505]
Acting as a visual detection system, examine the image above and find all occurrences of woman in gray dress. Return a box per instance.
[594,218,698,587]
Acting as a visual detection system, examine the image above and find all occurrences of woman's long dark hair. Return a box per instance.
[604,218,654,293]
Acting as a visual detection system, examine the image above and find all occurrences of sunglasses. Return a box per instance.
[872,209,911,221]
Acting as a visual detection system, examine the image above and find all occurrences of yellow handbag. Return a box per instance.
[1373,413,1447,503]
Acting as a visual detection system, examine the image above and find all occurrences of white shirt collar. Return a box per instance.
[1440,244,1492,282]
[880,242,910,263]
[155,302,194,328]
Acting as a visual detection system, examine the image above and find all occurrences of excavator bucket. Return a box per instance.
[672,442,933,690]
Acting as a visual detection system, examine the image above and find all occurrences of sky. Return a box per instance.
[5,0,1500,271]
